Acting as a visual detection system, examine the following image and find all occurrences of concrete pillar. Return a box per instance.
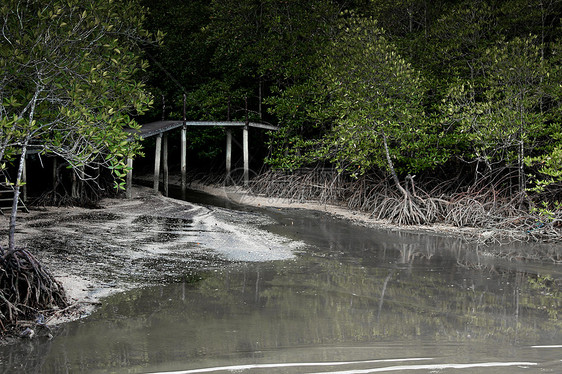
[153,133,162,192]
[163,133,169,197]
[71,166,84,200]
[181,125,187,196]
[126,157,133,199]
[226,129,232,178]
[243,125,249,186]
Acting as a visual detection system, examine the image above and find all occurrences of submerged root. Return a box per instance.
[0,246,68,334]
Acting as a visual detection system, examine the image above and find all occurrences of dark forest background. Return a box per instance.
[140,0,561,207]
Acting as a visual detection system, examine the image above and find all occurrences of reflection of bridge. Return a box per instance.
[125,120,278,198]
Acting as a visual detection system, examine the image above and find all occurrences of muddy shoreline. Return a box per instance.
[0,185,300,341]
[1,180,560,343]
[175,178,549,244]
[175,176,561,262]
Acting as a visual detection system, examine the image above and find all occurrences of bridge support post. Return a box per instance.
[226,129,232,178]
[181,95,188,198]
[163,133,169,197]
[126,157,133,199]
[52,158,57,190]
[71,166,85,200]
[71,169,78,199]
[153,133,162,192]
[181,125,187,197]
[243,125,249,186]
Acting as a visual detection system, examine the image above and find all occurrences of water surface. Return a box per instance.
[1,193,561,373]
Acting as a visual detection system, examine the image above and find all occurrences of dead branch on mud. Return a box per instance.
[0,246,68,334]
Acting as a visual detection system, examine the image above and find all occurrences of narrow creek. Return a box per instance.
[1,189,561,373]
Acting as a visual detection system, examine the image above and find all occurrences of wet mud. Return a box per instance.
[0,187,301,328]
[0,197,561,373]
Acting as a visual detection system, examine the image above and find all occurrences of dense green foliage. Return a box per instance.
[0,0,154,179]
[142,0,562,203]
[141,0,560,185]
[0,0,156,249]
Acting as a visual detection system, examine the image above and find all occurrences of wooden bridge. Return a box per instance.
[125,119,278,198]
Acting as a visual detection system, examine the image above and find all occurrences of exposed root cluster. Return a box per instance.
[0,246,68,334]
[248,169,562,244]
[247,167,349,204]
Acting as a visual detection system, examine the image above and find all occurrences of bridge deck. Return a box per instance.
[128,120,278,139]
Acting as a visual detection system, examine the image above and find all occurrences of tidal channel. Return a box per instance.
[1,189,561,373]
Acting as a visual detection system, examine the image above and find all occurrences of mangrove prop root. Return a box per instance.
[246,169,561,245]
[0,246,68,333]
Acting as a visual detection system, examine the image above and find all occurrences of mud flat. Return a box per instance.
[153,175,561,262]
[0,186,302,330]
[162,176,509,241]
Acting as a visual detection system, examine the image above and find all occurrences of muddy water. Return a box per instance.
[1,193,562,373]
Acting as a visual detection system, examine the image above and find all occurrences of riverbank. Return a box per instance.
[160,175,545,246]
[156,174,560,262]
[1,178,560,342]
[0,185,301,341]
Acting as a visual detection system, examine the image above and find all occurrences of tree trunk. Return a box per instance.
[518,102,526,195]
[381,130,408,198]
[8,142,28,252]
[258,77,263,120]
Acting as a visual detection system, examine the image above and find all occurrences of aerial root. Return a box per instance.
[247,169,561,245]
[0,246,68,334]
